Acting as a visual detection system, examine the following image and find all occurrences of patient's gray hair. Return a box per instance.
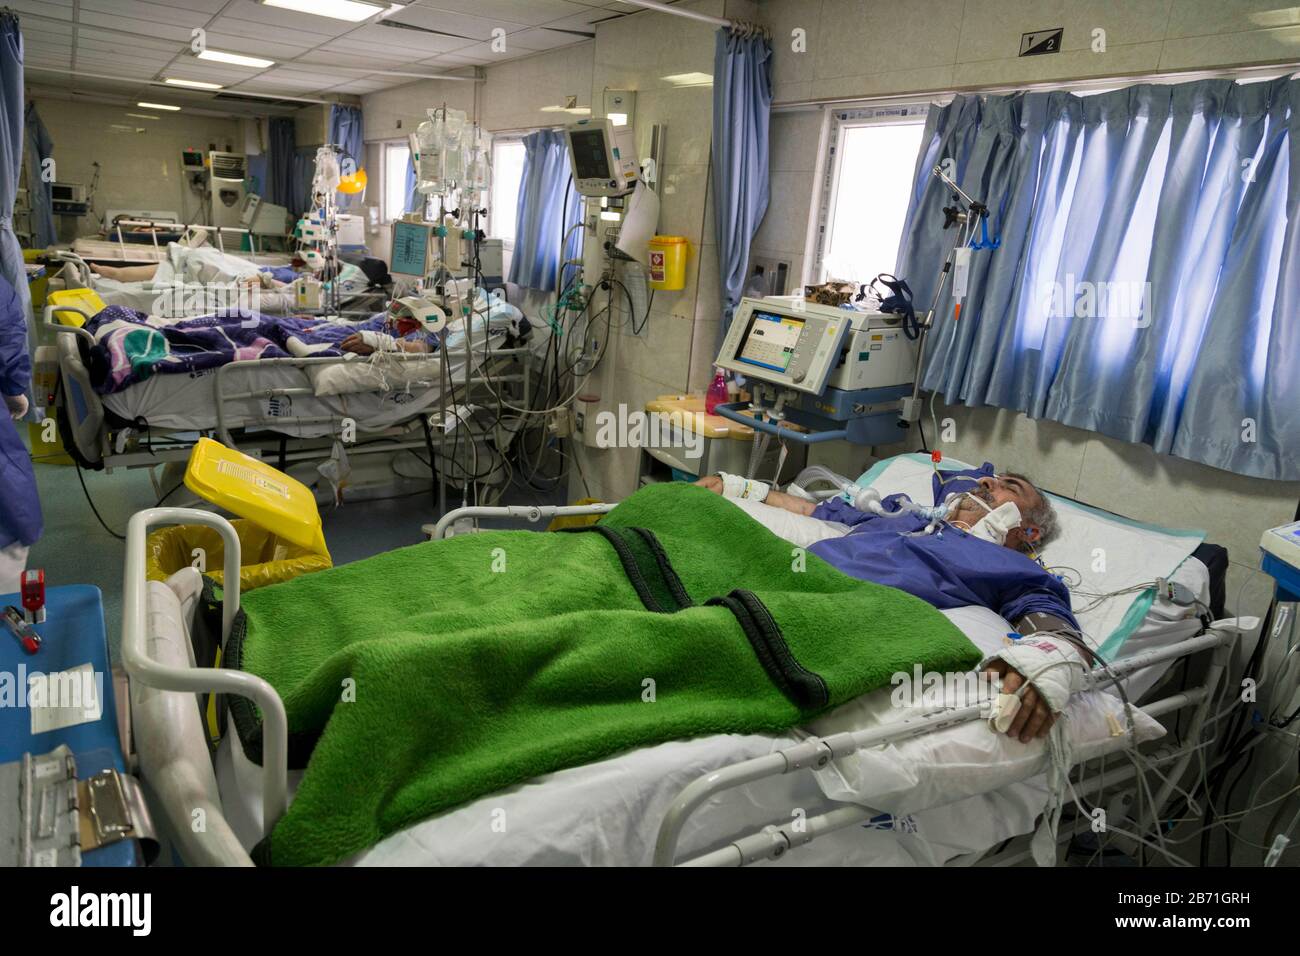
[1003,472,1059,553]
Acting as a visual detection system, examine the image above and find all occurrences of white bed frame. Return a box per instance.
[69,218,287,264]
[121,503,1240,867]
[41,301,532,509]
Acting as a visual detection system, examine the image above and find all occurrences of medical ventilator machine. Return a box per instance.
[712,295,918,453]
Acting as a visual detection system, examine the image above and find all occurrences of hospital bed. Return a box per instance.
[45,251,384,319]
[62,218,293,267]
[41,296,534,505]
[119,455,1248,867]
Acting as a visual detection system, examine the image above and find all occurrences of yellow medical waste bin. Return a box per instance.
[647,235,689,291]
[144,439,332,592]
[46,287,109,328]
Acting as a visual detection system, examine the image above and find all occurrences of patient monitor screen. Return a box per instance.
[736,310,804,374]
[570,129,612,180]
[391,221,430,277]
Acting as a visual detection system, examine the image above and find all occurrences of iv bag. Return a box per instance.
[465,130,491,194]
[415,108,472,195]
[312,146,341,198]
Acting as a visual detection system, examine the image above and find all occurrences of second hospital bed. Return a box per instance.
[43,293,533,479]
[121,454,1245,867]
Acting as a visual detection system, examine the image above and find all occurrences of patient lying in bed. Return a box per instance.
[89,243,366,292]
[697,463,1087,744]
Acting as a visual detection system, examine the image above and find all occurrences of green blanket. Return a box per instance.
[227,483,978,866]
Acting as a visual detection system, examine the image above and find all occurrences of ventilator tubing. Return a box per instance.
[789,466,953,521]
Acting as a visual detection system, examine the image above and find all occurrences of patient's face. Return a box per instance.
[972,475,1042,551]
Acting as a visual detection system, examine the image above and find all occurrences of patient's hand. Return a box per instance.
[694,475,723,494]
[340,333,375,355]
[984,660,1056,743]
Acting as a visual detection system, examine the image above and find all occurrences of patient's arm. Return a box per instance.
[340,332,432,356]
[90,262,160,282]
[693,475,816,516]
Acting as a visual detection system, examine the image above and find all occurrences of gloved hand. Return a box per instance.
[4,393,27,421]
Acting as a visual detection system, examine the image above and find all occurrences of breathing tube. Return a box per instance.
[790,466,954,526]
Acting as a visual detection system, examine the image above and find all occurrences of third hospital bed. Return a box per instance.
[123,454,1244,867]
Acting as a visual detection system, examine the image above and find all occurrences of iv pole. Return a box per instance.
[902,165,987,420]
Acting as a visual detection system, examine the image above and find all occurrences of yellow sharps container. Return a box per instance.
[647,235,689,291]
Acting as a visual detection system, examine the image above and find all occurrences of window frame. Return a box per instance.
[490,134,528,250]
[381,138,413,225]
[812,102,931,285]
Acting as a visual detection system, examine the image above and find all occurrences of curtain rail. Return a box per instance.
[773,59,1300,113]
[621,0,769,37]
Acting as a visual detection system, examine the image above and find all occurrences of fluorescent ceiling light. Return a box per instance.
[661,72,713,87]
[1248,7,1300,27]
[607,112,628,127]
[165,78,223,90]
[138,101,181,111]
[127,112,160,119]
[260,0,388,22]
[197,49,275,69]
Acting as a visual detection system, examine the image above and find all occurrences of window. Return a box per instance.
[491,138,527,245]
[383,141,411,223]
[815,106,928,284]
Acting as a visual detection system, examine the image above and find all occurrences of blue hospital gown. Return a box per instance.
[807,462,1076,629]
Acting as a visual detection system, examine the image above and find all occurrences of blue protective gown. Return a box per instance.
[808,462,1077,629]
[0,271,41,549]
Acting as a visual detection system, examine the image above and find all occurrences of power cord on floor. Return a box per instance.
[75,459,125,541]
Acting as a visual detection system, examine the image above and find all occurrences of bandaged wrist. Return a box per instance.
[358,329,397,351]
[981,635,1091,719]
[718,472,771,501]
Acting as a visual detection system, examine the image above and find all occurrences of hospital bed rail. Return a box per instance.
[122,507,288,866]
[106,218,270,260]
[123,504,1241,867]
[654,630,1235,866]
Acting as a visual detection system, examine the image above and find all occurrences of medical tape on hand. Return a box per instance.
[981,636,1091,725]
[718,472,771,502]
[359,329,397,351]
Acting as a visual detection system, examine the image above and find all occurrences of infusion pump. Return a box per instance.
[715,297,915,395]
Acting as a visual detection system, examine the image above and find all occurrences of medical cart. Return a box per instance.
[0,585,156,866]
[636,394,806,486]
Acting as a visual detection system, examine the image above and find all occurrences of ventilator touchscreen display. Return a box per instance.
[737,311,803,373]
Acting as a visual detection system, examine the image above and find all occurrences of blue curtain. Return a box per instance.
[267,116,296,210]
[0,15,33,396]
[711,28,772,333]
[290,146,315,216]
[897,76,1300,481]
[328,104,364,211]
[507,129,581,292]
[23,101,54,247]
